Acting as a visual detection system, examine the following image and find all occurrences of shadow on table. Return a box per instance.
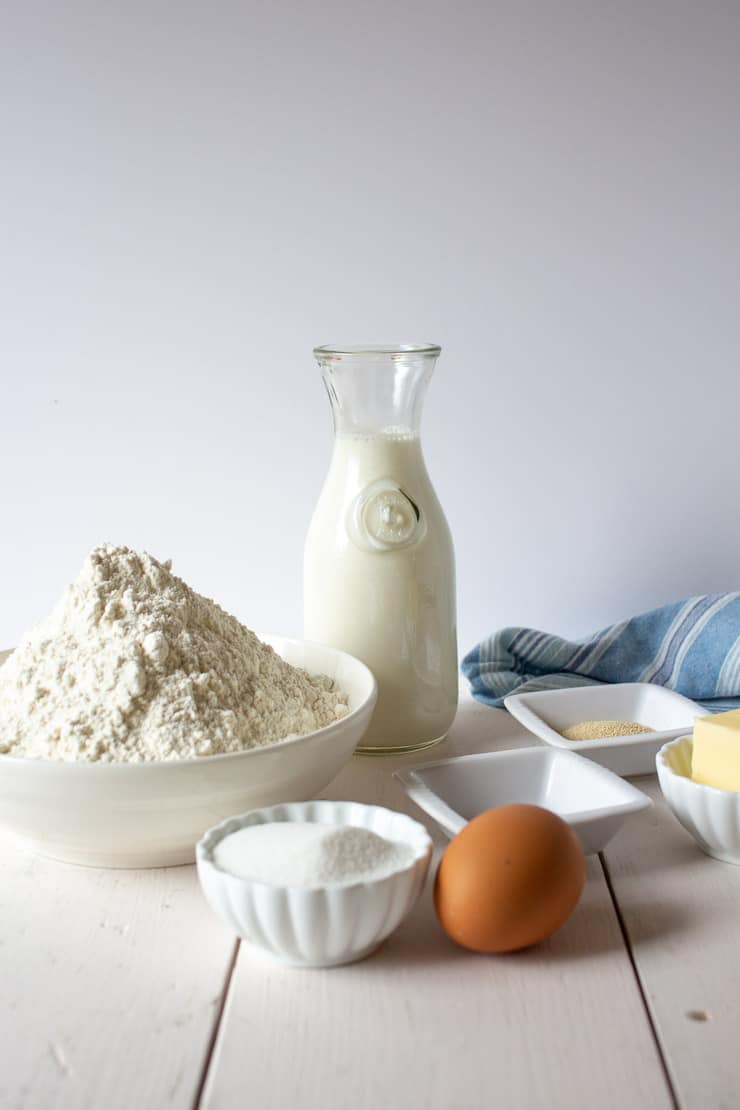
[361,881,696,970]
[361,856,696,972]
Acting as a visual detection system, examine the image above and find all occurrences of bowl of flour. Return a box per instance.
[0,546,377,868]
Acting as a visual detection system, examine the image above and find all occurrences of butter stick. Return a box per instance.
[692,709,740,791]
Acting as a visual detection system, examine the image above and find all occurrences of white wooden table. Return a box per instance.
[2,693,738,1110]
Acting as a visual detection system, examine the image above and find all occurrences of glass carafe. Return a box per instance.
[304,343,458,754]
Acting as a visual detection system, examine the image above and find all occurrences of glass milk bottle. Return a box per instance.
[304,344,458,753]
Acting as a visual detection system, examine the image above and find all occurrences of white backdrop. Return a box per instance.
[2,1,739,658]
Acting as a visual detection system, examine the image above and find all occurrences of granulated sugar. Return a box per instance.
[213,822,414,886]
[0,544,348,762]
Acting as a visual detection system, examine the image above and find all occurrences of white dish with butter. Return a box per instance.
[0,637,376,869]
[395,747,652,854]
[504,682,709,776]
[657,736,740,865]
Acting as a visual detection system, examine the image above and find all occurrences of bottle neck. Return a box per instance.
[314,345,439,438]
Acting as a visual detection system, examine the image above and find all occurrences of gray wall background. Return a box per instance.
[2,1,739,656]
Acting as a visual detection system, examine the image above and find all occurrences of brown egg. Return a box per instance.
[434,803,585,953]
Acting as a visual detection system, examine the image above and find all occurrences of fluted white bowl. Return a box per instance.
[656,736,740,865]
[196,800,433,967]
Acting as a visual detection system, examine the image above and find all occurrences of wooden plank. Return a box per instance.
[202,701,673,1110]
[603,776,740,1110]
[0,844,236,1110]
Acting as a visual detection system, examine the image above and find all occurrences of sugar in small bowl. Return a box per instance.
[196,800,433,966]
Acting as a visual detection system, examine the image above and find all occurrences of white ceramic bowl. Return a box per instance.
[657,736,740,865]
[395,746,652,854]
[0,636,376,869]
[504,682,709,776]
[196,800,432,967]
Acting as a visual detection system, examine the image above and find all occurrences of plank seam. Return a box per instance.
[191,938,241,1110]
[599,852,680,1110]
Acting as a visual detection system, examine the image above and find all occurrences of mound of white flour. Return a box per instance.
[0,545,349,762]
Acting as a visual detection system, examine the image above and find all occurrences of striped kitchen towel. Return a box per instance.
[462,594,740,711]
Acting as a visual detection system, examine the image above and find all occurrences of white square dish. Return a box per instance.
[394,747,652,854]
[504,682,709,776]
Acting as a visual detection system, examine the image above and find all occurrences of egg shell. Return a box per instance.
[434,803,585,953]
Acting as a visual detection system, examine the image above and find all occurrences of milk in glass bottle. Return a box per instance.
[304,344,458,753]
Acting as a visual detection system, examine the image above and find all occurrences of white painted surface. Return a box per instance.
[0,847,235,1110]
[3,1,740,658]
[604,776,740,1110]
[3,694,740,1108]
[204,861,668,1110]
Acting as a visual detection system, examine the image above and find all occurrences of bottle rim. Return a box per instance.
[314,343,441,358]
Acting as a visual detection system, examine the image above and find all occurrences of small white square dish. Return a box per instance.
[394,747,652,854]
[504,682,709,776]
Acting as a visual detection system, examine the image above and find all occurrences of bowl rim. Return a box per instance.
[0,635,377,770]
[196,800,434,892]
[656,733,740,798]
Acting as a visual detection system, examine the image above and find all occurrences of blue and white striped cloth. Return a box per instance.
[462,594,740,711]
